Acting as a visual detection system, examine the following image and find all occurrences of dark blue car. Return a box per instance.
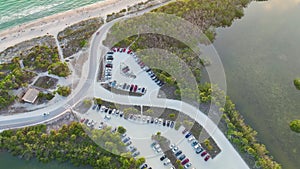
[185,132,192,138]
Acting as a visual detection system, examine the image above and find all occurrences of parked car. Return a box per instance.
[175,150,182,156]
[133,85,138,92]
[166,120,170,127]
[122,137,131,143]
[104,115,111,120]
[160,155,167,161]
[170,121,174,128]
[178,154,186,161]
[193,144,200,149]
[184,162,192,169]
[188,136,195,142]
[125,141,132,146]
[181,158,189,165]
[169,144,175,149]
[185,132,192,138]
[191,140,198,146]
[92,104,97,110]
[163,159,170,166]
[204,155,211,161]
[80,118,85,123]
[172,146,179,153]
[196,147,204,154]
[132,151,140,157]
[201,151,207,157]
[140,163,148,169]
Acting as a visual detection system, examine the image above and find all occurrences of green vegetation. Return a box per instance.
[0,123,145,168]
[289,120,300,133]
[117,126,127,134]
[56,86,71,97]
[0,58,36,109]
[38,92,55,101]
[22,45,60,72]
[48,62,70,77]
[94,98,103,105]
[153,0,250,41]
[294,78,300,90]
[0,43,70,109]
[105,0,281,165]
[0,90,16,109]
[58,17,104,57]
[83,99,92,108]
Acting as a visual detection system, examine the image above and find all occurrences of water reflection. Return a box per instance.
[263,0,300,11]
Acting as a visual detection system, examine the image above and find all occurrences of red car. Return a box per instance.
[112,48,117,52]
[80,118,85,123]
[133,85,138,92]
[106,64,112,68]
[122,48,126,52]
[127,50,132,54]
[204,155,211,161]
[181,158,189,165]
[201,151,207,157]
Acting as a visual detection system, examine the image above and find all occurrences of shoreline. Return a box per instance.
[0,0,148,52]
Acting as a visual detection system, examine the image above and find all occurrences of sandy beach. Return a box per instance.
[0,0,148,52]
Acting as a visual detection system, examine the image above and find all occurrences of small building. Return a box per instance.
[22,88,39,104]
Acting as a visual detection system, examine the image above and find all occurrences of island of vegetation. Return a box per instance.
[289,119,300,133]
[0,122,145,169]
[294,78,300,90]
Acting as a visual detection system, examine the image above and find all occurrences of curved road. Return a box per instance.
[0,4,160,130]
[0,3,249,169]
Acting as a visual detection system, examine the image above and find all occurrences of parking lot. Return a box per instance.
[77,105,224,169]
[100,48,163,98]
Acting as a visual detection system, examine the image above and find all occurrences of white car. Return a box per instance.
[188,136,195,142]
[163,159,170,165]
[194,144,200,149]
[169,144,175,149]
[43,112,50,116]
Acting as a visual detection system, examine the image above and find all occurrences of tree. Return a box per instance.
[94,98,103,105]
[48,62,70,77]
[289,119,300,133]
[117,126,126,134]
[294,78,300,90]
[56,86,71,97]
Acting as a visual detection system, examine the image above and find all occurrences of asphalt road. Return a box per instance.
[0,2,165,130]
[0,3,250,169]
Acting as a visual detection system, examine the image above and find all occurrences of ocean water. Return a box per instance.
[0,0,104,31]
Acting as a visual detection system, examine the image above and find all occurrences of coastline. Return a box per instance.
[0,0,148,52]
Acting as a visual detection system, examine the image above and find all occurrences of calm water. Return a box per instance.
[1,0,300,168]
[213,0,300,168]
[0,0,104,30]
[0,151,91,169]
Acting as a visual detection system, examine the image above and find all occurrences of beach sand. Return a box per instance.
[0,0,148,52]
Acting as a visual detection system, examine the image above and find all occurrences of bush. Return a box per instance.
[289,120,300,133]
[48,62,70,77]
[117,126,126,134]
[169,113,176,119]
[294,78,300,90]
[94,98,103,105]
[56,86,71,97]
